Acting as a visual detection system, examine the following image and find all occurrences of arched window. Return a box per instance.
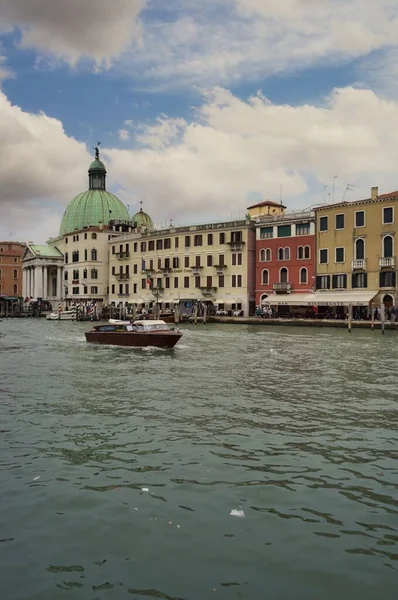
[65,252,68,264]
[304,246,310,259]
[64,271,68,280]
[355,238,365,260]
[261,269,269,285]
[260,294,269,305]
[300,268,308,284]
[284,247,290,260]
[91,269,98,280]
[72,251,79,263]
[265,249,271,261]
[297,246,304,260]
[13,284,17,294]
[91,249,98,261]
[83,269,87,279]
[13,269,18,279]
[278,247,284,260]
[84,248,88,261]
[383,235,393,258]
[280,267,288,283]
[73,269,79,280]
[91,233,97,240]
[260,249,265,262]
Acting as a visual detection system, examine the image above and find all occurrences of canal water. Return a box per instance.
[0,320,397,600]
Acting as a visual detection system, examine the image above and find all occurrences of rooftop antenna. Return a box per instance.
[332,175,338,204]
[324,185,328,203]
[342,184,355,202]
[280,184,283,206]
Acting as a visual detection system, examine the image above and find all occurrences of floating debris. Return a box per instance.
[141,488,149,492]
[33,476,41,481]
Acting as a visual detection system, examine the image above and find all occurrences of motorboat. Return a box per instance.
[85,319,182,348]
[46,310,76,321]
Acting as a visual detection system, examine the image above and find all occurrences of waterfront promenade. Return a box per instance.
[207,316,398,330]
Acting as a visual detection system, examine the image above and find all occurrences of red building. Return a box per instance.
[255,210,316,311]
[0,242,26,297]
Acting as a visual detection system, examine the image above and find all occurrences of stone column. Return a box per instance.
[43,266,48,300]
[22,268,27,299]
[56,266,62,300]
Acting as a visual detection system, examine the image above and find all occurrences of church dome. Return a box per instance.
[59,147,129,236]
[132,208,154,229]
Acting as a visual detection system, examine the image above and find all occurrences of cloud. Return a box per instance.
[2,85,398,241]
[0,91,90,242]
[114,0,398,89]
[0,0,145,65]
[118,129,130,141]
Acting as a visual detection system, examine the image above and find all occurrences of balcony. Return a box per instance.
[273,282,292,293]
[72,279,79,284]
[191,265,203,274]
[162,267,172,274]
[117,293,130,298]
[352,259,367,270]
[214,264,227,274]
[199,286,217,296]
[115,251,130,260]
[227,240,245,251]
[115,273,130,280]
[141,268,155,275]
[379,257,395,268]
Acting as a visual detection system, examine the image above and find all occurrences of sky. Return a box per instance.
[1,0,398,242]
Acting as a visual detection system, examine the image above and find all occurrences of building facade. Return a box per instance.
[314,187,397,311]
[254,209,315,310]
[0,242,25,297]
[22,244,64,300]
[108,219,256,316]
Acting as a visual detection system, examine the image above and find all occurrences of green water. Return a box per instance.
[0,320,397,600]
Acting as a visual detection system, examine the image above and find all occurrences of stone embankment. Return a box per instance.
[207,316,398,330]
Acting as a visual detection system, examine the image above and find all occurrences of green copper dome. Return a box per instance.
[132,208,154,229]
[59,190,130,236]
[59,147,129,236]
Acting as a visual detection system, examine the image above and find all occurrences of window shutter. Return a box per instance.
[352,274,357,289]
[393,272,397,286]
[326,275,330,289]
[343,274,347,288]
[332,275,337,289]
[316,276,322,289]
[363,273,368,288]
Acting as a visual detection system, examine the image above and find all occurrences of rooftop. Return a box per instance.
[247,200,286,210]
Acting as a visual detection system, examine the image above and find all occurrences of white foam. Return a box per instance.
[230,509,245,518]
[142,487,149,492]
[33,476,40,481]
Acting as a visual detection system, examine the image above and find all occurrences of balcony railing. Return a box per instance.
[379,257,395,268]
[352,259,367,270]
[72,279,79,284]
[115,273,130,280]
[213,264,226,274]
[115,251,130,259]
[227,241,245,251]
[273,282,292,293]
[191,266,203,273]
[117,293,130,297]
[199,286,217,295]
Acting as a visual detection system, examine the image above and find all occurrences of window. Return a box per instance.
[206,275,212,287]
[91,286,98,294]
[65,238,68,244]
[91,269,98,279]
[173,257,179,269]
[141,279,146,289]
[111,266,115,275]
[277,225,291,238]
[383,235,393,258]
[184,276,189,288]
[352,273,367,289]
[148,240,155,251]
[335,214,345,230]
[280,267,288,283]
[231,231,242,243]
[355,239,365,260]
[174,277,179,288]
[335,247,345,263]
[219,232,225,244]
[112,246,115,254]
[332,274,347,289]
[84,233,87,240]
[64,271,68,281]
[133,264,138,274]
[319,216,328,231]
[297,246,303,260]
[72,287,79,295]
[237,275,242,287]
[304,246,310,259]
[316,275,330,289]
[133,283,137,294]
[278,247,283,260]
[65,252,68,263]
[380,271,396,287]
[111,284,115,294]
[296,223,310,236]
[299,268,308,284]
[13,269,17,279]
[141,242,146,252]
[134,243,138,253]
[219,254,225,266]
[261,269,269,285]
[84,249,88,261]
[91,233,97,239]
[73,269,79,280]
[185,236,191,248]
[237,253,242,265]
[164,258,170,269]
[125,284,129,295]
[72,251,79,263]
[278,247,290,260]
[260,248,271,262]
[232,275,237,287]
[207,255,213,267]
[195,256,201,267]
[194,234,203,247]
[149,259,154,270]
[207,233,213,245]
[165,277,170,289]
[174,237,179,248]
[260,227,273,239]
[218,275,224,287]
[383,207,394,224]
[319,249,328,264]
[83,268,88,279]
[13,257,18,263]
[184,256,189,268]
[355,211,365,227]
[164,238,171,250]
[13,284,17,294]
[156,239,163,251]
[232,253,237,266]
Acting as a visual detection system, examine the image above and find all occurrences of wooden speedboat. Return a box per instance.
[85,319,182,348]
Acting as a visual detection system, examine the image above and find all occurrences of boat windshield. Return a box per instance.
[133,320,170,331]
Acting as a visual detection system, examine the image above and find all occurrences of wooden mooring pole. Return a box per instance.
[347,304,352,333]
[371,304,375,331]
[380,302,385,335]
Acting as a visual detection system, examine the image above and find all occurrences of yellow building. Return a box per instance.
[108,215,256,316]
[314,187,397,310]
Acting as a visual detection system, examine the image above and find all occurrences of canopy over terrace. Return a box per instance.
[267,291,379,307]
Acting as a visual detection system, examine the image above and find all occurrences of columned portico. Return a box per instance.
[21,245,64,304]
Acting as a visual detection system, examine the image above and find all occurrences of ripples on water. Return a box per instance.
[0,319,397,600]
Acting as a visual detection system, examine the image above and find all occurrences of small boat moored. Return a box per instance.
[85,319,182,348]
[46,310,76,321]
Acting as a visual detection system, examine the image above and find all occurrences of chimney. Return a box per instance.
[371,186,378,200]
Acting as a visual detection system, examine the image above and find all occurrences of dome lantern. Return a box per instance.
[88,144,106,191]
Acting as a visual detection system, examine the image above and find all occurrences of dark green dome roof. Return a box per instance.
[59,190,129,236]
[132,208,154,229]
[89,158,106,172]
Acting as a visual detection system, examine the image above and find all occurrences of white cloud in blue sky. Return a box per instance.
[0,0,398,241]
